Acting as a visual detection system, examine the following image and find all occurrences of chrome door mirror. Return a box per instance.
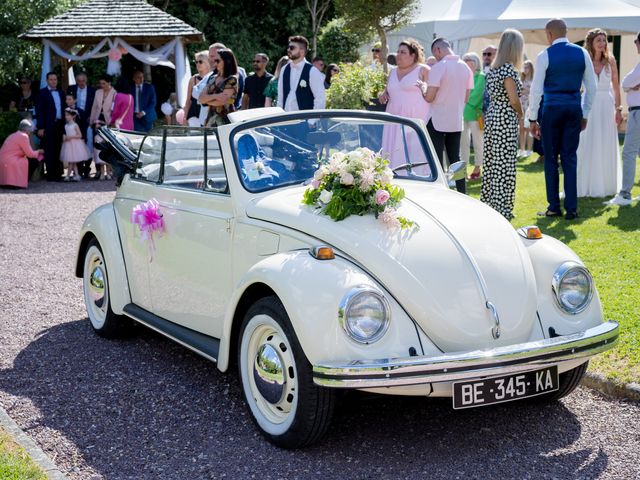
[446,161,467,188]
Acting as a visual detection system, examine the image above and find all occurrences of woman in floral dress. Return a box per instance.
[199,48,239,127]
[481,29,524,220]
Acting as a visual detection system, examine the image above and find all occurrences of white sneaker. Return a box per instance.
[605,194,632,206]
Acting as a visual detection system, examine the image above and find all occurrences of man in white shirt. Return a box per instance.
[528,18,597,220]
[277,35,325,112]
[607,32,640,206]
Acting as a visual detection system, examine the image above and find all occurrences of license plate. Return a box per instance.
[452,366,559,409]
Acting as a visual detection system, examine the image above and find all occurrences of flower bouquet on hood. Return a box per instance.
[302,147,417,230]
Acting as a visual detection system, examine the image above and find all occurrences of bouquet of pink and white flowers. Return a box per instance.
[302,148,417,230]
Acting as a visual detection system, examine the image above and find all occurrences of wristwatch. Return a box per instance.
[529,119,538,124]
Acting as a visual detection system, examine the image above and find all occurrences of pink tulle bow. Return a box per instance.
[131,199,165,261]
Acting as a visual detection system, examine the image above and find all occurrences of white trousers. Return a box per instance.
[461,120,484,167]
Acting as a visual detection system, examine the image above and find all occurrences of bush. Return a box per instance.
[0,112,22,144]
[326,62,386,110]
[317,17,369,66]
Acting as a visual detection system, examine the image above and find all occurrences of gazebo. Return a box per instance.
[19,0,204,107]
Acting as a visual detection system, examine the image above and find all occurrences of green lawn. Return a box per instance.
[467,154,640,385]
[0,428,46,480]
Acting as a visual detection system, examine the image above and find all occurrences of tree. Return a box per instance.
[334,0,420,72]
[317,17,370,65]
[305,0,332,58]
[0,0,83,86]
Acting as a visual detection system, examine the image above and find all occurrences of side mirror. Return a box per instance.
[446,161,467,188]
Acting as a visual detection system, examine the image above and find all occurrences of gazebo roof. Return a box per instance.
[20,0,204,46]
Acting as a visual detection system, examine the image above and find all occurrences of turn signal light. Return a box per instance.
[518,226,543,240]
[310,245,335,260]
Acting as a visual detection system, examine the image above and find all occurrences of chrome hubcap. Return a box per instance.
[89,264,106,310]
[253,344,285,404]
[84,247,108,328]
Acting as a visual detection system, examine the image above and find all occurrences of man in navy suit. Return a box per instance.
[131,70,157,132]
[68,72,96,178]
[36,72,65,181]
[529,18,597,220]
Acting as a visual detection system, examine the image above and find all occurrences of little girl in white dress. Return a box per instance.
[60,108,91,181]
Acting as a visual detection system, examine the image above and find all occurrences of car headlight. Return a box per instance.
[552,262,594,314]
[339,287,390,344]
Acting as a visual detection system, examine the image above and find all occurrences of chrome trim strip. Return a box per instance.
[312,321,618,388]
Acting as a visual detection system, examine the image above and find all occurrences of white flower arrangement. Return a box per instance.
[299,79,308,88]
[302,147,417,230]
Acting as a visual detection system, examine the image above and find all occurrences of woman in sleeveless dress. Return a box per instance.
[576,28,622,198]
[199,48,239,127]
[481,29,524,220]
[379,39,430,171]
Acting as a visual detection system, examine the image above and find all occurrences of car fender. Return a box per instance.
[520,234,604,336]
[217,251,426,372]
[75,203,131,315]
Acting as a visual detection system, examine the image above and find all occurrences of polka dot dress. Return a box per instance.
[481,63,522,220]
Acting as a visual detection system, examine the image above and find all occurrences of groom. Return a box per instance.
[529,18,597,219]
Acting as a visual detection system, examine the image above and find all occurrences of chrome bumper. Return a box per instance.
[313,321,619,388]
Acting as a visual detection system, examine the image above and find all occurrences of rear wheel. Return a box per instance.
[82,239,131,338]
[238,296,335,448]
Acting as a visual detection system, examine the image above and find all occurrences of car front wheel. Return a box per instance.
[82,239,131,338]
[238,296,335,448]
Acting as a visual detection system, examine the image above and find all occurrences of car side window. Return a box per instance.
[133,133,163,182]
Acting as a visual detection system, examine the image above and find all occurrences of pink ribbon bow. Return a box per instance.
[131,199,165,262]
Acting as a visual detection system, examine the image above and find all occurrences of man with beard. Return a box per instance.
[242,53,273,109]
[277,35,325,112]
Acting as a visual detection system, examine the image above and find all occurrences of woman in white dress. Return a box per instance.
[576,28,623,198]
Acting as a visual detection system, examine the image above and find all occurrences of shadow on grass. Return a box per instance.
[0,319,609,479]
[606,202,640,232]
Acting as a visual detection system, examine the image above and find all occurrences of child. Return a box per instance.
[60,108,91,181]
[65,93,91,178]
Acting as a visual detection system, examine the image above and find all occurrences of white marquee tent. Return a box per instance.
[390,0,640,54]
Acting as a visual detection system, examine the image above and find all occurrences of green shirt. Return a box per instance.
[463,71,485,122]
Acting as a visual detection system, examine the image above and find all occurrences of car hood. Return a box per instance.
[245,182,538,352]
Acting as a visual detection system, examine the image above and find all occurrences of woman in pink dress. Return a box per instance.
[111,80,134,130]
[0,119,43,188]
[379,39,430,171]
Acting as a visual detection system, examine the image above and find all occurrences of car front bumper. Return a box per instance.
[312,321,619,388]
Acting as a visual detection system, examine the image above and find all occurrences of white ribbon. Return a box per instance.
[40,37,191,106]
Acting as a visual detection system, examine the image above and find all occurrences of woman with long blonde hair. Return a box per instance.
[576,28,622,198]
[480,28,524,220]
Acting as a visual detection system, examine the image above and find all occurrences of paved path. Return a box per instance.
[1,182,639,480]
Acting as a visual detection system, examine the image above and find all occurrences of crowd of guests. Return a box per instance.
[377,18,640,219]
[1,23,639,218]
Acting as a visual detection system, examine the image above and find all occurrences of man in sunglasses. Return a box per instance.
[242,53,273,109]
[481,45,496,74]
[277,35,325,112]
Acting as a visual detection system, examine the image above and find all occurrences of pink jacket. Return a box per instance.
[0,131,39,188]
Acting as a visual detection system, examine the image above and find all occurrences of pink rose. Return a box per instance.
[375,189,390,205]
[311,179,320,189]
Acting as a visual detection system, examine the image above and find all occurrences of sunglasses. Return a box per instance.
[372,48,381,52]
[253,60,264,63]
[483,52,493,56]
[331,68,339,73]
[20,81,30,85]
[212,59,221,64]
[196,60,205,64]
[287,45,297,51]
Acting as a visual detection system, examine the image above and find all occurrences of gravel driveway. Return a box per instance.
[1,181,639,480]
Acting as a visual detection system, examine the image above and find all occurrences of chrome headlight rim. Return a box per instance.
[338,286,390,344]
[551,261,594,315]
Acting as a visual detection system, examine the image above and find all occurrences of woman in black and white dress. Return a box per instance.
[481,29,524,220]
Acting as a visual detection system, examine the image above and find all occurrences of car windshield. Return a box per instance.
[231,112,437,192]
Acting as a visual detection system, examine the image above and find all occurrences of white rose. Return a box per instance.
[313,168,325,181]
[381,168,394,185]
[299,79,307,88]
[340,172,355,185]
[319,189,333,204]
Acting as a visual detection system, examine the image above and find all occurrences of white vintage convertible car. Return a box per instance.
[76,108,618,448]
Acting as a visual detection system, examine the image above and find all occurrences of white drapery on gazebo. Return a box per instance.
[20,0,204,107]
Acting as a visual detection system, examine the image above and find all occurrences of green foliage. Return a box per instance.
[326,62,386,110]
[334,0,419,34]
[317,17,370,65]
[0,429,47,480]
[0,0,83,86]
[0,112,23,144]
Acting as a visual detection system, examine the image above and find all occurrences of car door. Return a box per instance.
[113,128,233,338]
